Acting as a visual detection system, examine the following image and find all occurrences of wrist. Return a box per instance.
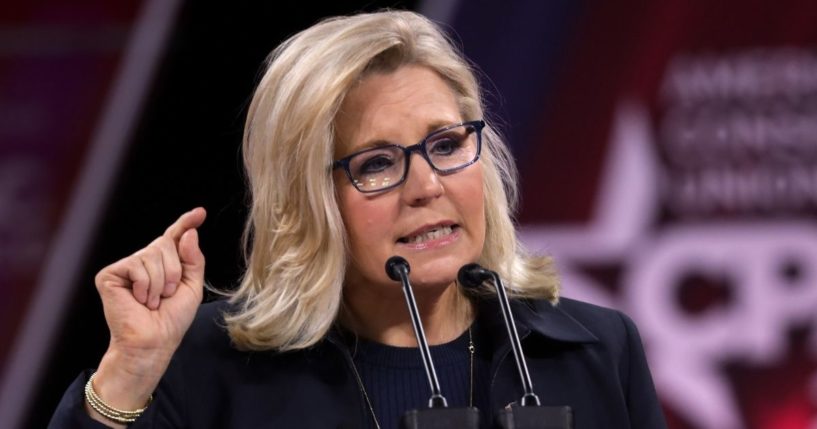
[93,346,170,410]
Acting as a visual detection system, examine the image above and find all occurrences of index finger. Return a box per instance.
[163,207,207,242]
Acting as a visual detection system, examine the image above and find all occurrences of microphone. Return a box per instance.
[385,256,480,429]
[458,264,573,429]
[385,256,446,408]
[458,264,539,407]
[456,263,492,290]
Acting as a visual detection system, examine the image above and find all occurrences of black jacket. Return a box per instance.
[49,297,667,428]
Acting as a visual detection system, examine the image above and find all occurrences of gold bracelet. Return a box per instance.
[84,372,153,424]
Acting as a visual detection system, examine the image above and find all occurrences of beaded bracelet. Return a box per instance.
[84,372,152,424]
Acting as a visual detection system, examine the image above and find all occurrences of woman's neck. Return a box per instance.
[341,281,474,347]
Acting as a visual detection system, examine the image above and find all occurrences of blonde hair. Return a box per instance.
[226,10,558,351]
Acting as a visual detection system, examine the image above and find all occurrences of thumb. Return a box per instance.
[179,228,205,284]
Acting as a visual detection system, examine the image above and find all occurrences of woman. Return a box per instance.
[49,10,667,429]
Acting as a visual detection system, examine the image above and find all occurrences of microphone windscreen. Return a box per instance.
[385,256,410,281]
[457,263,489,288]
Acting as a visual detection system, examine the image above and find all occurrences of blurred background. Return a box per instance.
[2,0,817,428]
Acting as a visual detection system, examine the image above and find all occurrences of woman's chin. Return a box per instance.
[405,271,458,292]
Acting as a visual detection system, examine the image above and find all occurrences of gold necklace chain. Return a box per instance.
[349,328,475,429]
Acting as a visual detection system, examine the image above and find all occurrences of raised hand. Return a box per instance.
[87,208,207,423]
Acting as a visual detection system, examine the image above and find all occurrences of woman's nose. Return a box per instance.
[400,153,443,206]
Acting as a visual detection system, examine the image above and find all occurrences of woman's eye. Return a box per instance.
[358,155,394,174]
[429,137,463,156]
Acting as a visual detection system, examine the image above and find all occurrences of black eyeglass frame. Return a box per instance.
[332,120,486,193]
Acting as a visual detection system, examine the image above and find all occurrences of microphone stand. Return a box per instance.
[458,264,573,429]
[386,257,480,429]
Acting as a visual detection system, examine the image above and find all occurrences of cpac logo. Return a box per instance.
[520,103,817,429]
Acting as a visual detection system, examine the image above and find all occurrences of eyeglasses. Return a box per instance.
[332,120,485,193]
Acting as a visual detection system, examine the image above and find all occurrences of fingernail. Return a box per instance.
[167,282,178,294]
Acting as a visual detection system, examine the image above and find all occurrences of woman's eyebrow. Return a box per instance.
[346,120,463,154]
[343,139,398,156]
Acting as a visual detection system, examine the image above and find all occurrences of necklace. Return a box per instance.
[348,327,475,429]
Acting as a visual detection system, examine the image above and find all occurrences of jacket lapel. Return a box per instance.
[477,298,598,346]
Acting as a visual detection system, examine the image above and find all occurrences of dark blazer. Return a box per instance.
[49,297,667,428]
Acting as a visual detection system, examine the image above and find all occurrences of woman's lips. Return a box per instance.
[397,225,461,250]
